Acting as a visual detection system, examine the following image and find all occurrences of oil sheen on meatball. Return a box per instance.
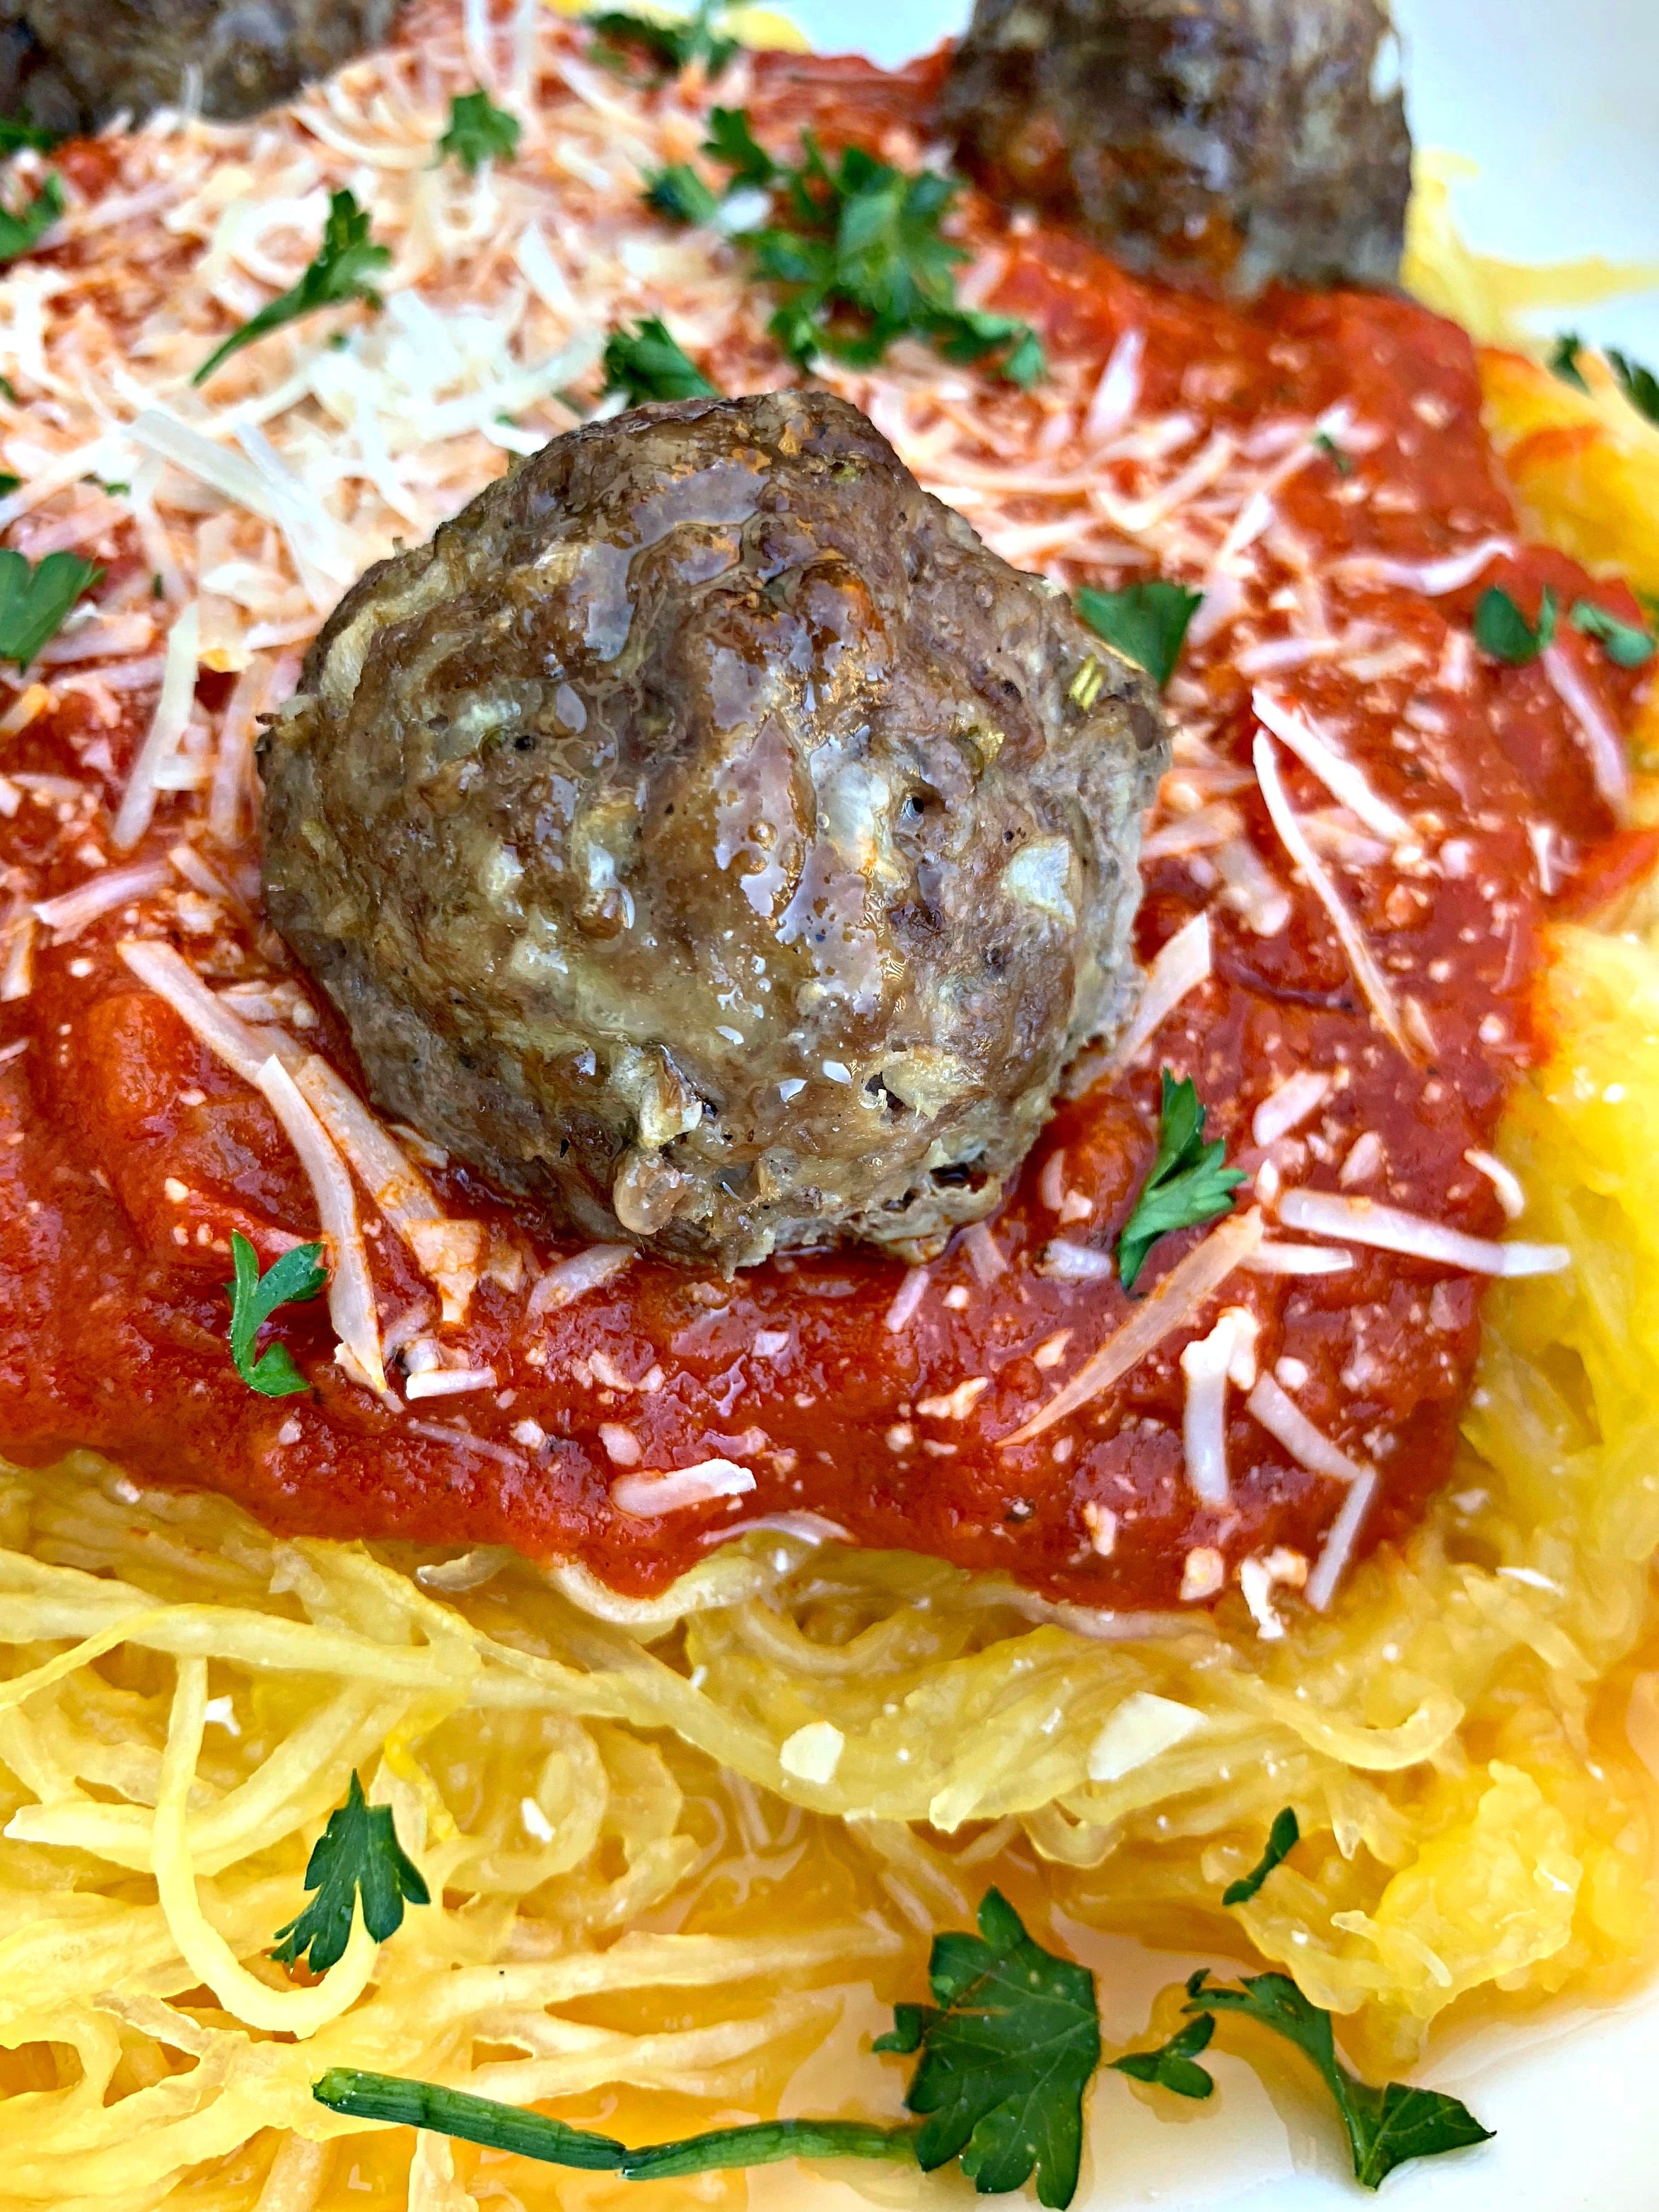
[260,390,1167,1269]
[943,0,1411,298]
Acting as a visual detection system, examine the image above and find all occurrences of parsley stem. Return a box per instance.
[621,2120,920,2178]
[312,2070,919,2177]
[311,2073,627,2169]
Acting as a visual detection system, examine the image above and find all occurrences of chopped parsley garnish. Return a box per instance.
[1548,331,1590,392]
[0,473,17,496]
[645,112,1044,388]
[1075,578,1203,691]
[438,88,521,175]
[1571,595,1655,668]
[873,1887,1100,2207]
[1474,581,1556,665]
[1222,1805,1300,1907]
[1312,428,1354,475]
[1608,347,1659,428]
[0,170,62,265]
[603,316,718,403]
[0,375,15,402]
[271,1771,430,1975]
[0,549,101,668]
[644,162,720,225]
[1117,1070,1245,1293]
[588,0,736,78]
[1110,2013,1215,2100]
[193,188,391,385]
[226,1230,327,1397]
[1183,1971,1493,2189]
[0,115,60,154]
[313,1876,1489,2203]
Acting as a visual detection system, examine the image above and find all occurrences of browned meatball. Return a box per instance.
[260,390,1167,1269]
[943,0,1411,298]
[10,0,401,131]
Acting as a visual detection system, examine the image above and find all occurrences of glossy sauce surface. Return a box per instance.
[0,47,1647,1612]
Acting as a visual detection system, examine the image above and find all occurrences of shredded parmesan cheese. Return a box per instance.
[1304,1468,1379,1611]
[1110,910,1211,1069]
[1003,1209,1263,1445]
[111,603,201,851]
[1180,1312,1240,1506]
[1252,689,1411,843]
[255,1054,388,1395]
[1278,1187,1570,1276]
[1245,1373,1370,1487]
[1253,730,1411,1056]
[610,1457,757,1518]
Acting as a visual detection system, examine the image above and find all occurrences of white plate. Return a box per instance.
[745,4,1659,2205]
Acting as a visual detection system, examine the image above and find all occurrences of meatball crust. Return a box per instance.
[260,390,1167,1268]
[943,0,1411,299]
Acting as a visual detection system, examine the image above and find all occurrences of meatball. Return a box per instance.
[260,390,1167,1269]
[942,0,1411,298]
[11,0,401,131]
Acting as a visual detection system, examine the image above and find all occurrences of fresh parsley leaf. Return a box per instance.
[1608,347,1659,428]
[0,170,62,265]
[1185,1971,1492,2190]
[194,187,390,385]
[644,161,720,224]
[1223,1805,1300,1907]
[1075,578,1203,690]
[1110,2013,1215,2100]
[588,1,735,78]
[704,105,774,187]
[873,1888,1100,2208]
[0,472,17,496]
[1571,595,1655,668]
[271,1771,430,1975]
[0,375,15,402]
[1117,1070,1245,1293]
[602,316,718,404]
[1474,581,1557,665]
[0,549,101,668]
[438,88,520,175]
[0,116,61,154]
[226,1229,327,1398]
[1549,332,1590,392]
[651,114,1044,388]
[1312,429,1354,475]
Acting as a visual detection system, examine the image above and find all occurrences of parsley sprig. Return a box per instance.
[0,549,101,667]
[438,88,520,175]
[1571,595,1655,668]
[588,1,736,78]
[1608,347,1659,429]
[603,315,718,403]
[272,1771,430,1975]
[0,116,61,155]
[1117,1071,1245,1293]
[226,1230,327,1397]
[1182,1971,1493,2188]
[873,1888,1100,2207]
[645,109,1044,388]
[1076,578,1202,691]
[194,189,391,385]
[1222,1805,1300,1907]
[0,170,62,266]
[313,1857,1491,2203]
[1548,331,1589,392]
[1474,581,1556,665]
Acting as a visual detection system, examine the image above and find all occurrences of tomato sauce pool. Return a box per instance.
[0,50,1647,1615]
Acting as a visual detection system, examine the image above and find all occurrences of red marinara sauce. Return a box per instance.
[0,50,1647,1616]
